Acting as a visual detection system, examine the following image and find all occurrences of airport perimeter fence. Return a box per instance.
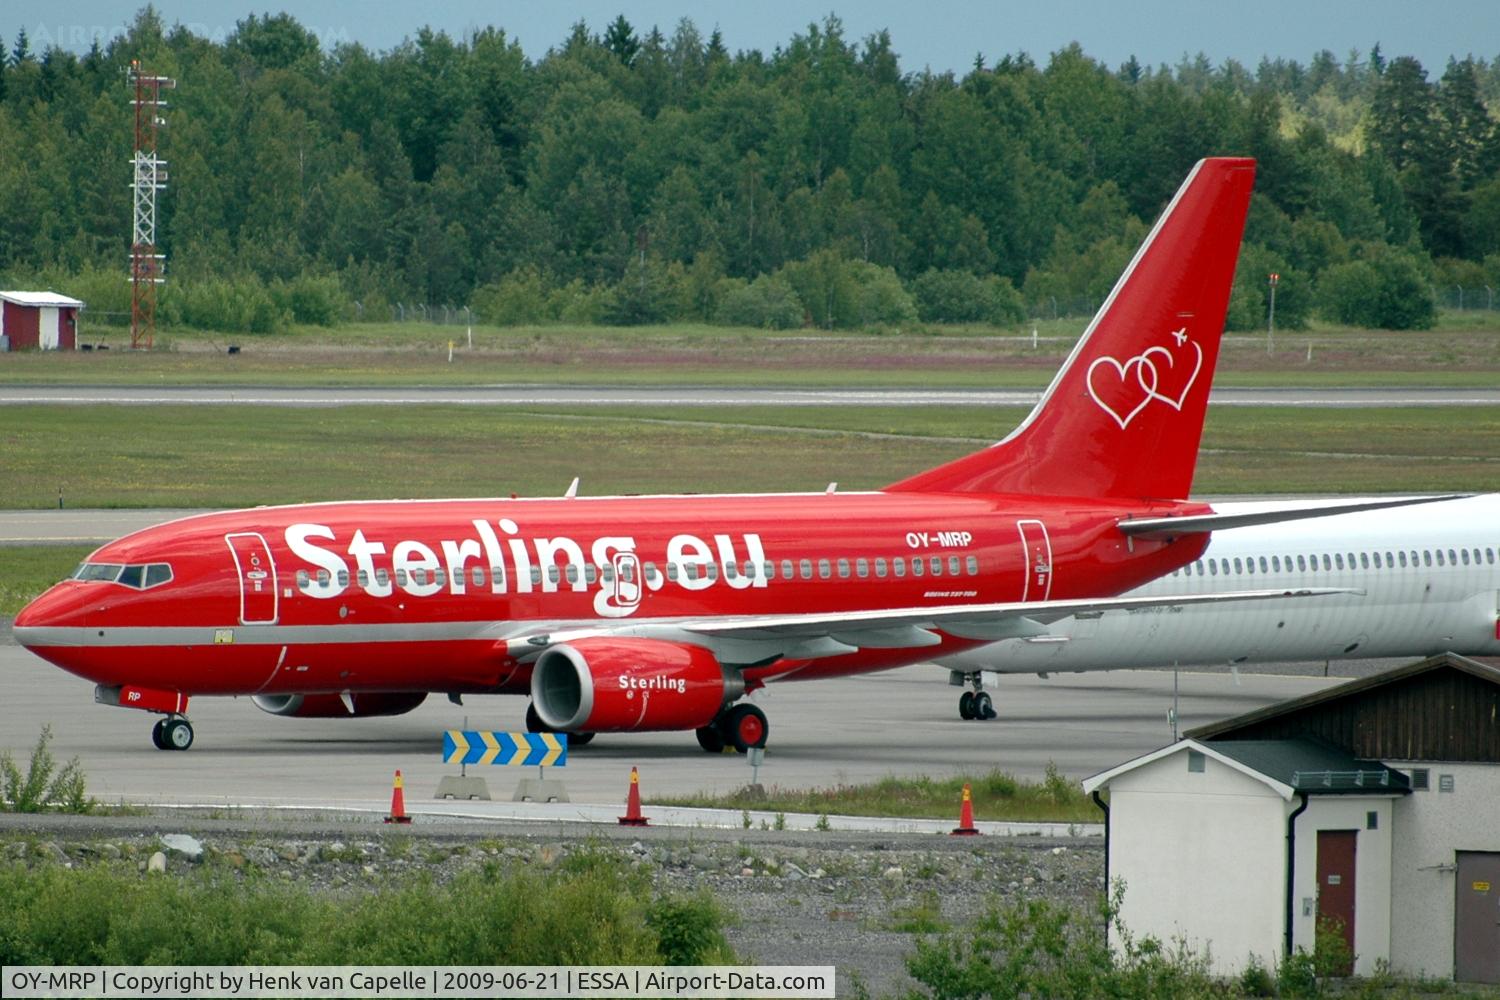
[1436,285,1498,311]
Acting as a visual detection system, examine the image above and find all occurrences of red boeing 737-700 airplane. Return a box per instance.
[15,157,1427,752]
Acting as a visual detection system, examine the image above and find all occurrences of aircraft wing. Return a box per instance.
[506,587,1353,665]
[1118,494,1469,540]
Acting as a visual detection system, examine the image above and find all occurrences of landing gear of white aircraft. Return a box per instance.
[150,715,194,750]
[524,702,595,746]
[953,672,997,721]
[697,703,769,753]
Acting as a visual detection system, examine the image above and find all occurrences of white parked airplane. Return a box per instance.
[940,494,1500,719]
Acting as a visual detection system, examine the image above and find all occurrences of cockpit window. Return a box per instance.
[71,562,173,590]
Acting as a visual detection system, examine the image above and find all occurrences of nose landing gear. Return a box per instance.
[150,715,194,750]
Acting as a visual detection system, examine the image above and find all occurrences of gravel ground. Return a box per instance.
[0,811,1102,998]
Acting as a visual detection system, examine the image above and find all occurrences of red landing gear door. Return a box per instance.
[226,532,279,624]
[1017,519,1053,602]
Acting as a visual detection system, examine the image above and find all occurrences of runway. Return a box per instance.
[3,384,1498,407]
[0,640,1342,813]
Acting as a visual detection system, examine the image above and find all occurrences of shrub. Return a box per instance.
[471,267,556,326]
[550,279,611,325]
[164,276,291,334]
[645,892,733,964]
[1,725,90,814]
[1226,243,1311,332]
[912,268,1026,325]
[0,859,732,965]
[1318,246,1436,330]
[713,274,803,329]
[904,887,1220,1000]
[279,274,347,326]
[777,251,918,329]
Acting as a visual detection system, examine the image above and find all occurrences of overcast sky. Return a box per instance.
[11,1,1499,75]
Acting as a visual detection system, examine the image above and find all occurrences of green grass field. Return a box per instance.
[4,403,1496,508]
[3,403,1495,511]
[3,315,1498,387]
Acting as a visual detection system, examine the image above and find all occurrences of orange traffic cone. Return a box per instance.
[618,766,650,826]
[384,769,413,824]
[950,782,980,836]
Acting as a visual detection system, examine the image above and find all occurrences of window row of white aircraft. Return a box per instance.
[939,493,1500,719]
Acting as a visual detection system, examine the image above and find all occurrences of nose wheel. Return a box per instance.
[150,716,194,751]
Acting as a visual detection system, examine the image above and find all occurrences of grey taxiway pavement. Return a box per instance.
[0,639,1343,814]
[4,384,1500,407]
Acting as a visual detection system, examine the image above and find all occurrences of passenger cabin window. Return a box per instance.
[337,570,350,587]
[929,556,943,576]
[1296,555,1306,571]
[893,558,906,578]
[837,559,851,579]
[800,559,813,580]
[965,555,979,575]
[856,558,869,579]
[395,569,408,586]
[912,558,924,577]
[818,559,831,580]
[949,556,962,576]
[473,567,486,588]
[781,559,795,580]
[875,558,888,578]
[376,568,390,586]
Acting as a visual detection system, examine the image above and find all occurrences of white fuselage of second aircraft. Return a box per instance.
[939,494,1500,676]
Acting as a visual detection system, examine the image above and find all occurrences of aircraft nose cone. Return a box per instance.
[13,582,89,638]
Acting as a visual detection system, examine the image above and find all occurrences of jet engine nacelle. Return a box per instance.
[530,637,742,732]
[252,692,429,718]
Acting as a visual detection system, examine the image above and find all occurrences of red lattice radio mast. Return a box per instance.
[127,61,175,350]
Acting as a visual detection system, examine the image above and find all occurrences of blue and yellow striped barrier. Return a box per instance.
[443,730,567,767]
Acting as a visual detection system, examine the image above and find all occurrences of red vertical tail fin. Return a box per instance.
[888,157,1256,501]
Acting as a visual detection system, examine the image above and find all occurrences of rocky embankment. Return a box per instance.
[2,812,1103,997]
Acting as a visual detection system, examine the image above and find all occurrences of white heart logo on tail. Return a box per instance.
[1137,339,1203,411]
[1086,355,1156,429]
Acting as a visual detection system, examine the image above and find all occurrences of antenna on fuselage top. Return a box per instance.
[825,482,838,494]
[565,477,580,498]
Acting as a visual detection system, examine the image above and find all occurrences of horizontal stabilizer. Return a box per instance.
[1118,494,1470,540]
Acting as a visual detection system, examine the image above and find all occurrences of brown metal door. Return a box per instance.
[1456,851,1500,984]
[1316,830,1357,973]
[226,532,278,624]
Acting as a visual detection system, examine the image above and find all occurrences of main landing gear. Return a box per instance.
[524,702,596,746]
[150,715,194,751]
[952,671,997,721]
[696,703,769,754]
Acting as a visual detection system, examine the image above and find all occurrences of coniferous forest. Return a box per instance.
[1,8,1498,333]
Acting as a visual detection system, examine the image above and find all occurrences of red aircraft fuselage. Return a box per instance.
[15,157,1258,751]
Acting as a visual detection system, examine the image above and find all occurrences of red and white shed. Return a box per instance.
[0,291,84,351]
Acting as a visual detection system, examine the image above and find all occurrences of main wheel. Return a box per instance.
[958,691,976,720]
[163,718,194,751]
[973,692,995,721]
[567,731,595,747]
[525,702,553,733]
[151,718,169,750]
[695,725,725,753]
[723,703,768,753]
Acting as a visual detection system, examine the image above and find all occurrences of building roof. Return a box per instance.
[1083,737,1410,799]
[1210,739,1411,794]
[0,290,85,308]
[1184,653,1500,762]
